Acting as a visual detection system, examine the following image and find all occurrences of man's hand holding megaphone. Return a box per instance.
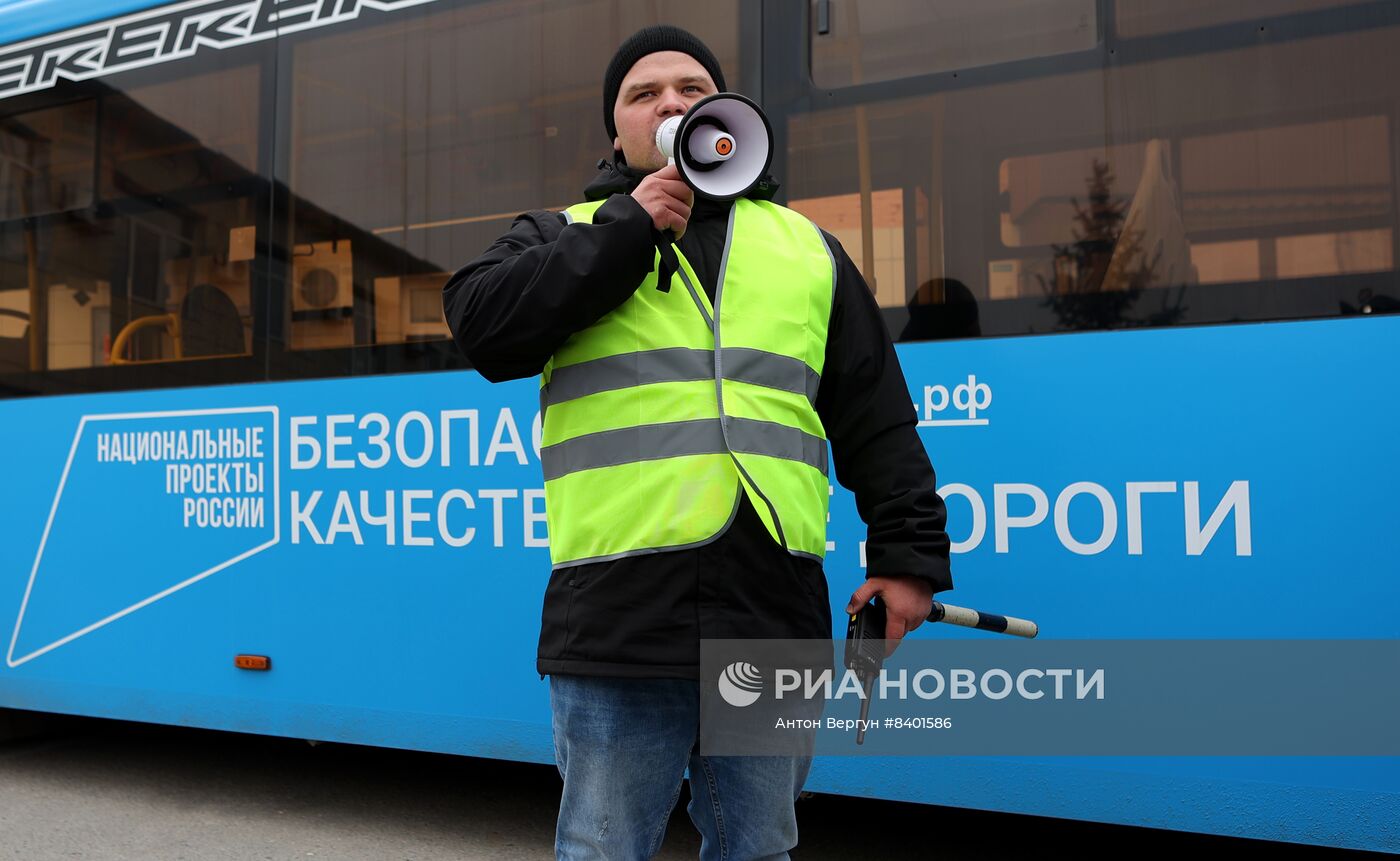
[631,165,694,241]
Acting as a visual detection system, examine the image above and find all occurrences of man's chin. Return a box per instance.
[621,151,666,173]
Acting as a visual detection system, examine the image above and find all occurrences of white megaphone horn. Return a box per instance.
[654,92,773,201]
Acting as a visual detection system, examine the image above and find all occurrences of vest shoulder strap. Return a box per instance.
[746,199,832,250]
[562,200,607,224]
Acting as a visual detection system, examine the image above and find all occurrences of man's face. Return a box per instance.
[612,50,718,172]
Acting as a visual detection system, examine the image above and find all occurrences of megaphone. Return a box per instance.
[654,92,773,201]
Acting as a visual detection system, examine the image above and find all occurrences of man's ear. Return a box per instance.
[612,135,620,153]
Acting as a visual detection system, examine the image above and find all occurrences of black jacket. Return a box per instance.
[442,160,953,679]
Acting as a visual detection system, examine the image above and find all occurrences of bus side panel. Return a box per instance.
[0,314,1396,851]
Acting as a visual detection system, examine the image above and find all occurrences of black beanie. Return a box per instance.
[603,25,727,144]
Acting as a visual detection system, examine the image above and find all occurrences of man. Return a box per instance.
[443,25,952,861]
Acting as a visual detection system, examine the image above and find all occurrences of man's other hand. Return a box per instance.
[630,164,694,239]
[845,575,934,658]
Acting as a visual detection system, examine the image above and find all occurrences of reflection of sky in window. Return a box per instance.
[112,64,261,177]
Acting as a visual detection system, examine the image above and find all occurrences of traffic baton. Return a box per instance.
[927,601,1038,638]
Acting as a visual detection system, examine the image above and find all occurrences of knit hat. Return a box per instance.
[603,25,727,144]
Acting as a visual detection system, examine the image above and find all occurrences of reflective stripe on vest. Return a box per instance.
[540,196,835,569]
[540,416,828,482]
[541,347,821,415]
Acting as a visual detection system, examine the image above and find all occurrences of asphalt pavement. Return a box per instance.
[0,713,1382,860]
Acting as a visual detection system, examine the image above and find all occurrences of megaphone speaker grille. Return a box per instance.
[674,92,773,201]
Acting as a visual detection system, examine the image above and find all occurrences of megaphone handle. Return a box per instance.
[655,230,678,293]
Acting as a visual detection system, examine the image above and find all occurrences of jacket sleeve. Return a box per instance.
[813,230,954,595]
[441,194,656,383]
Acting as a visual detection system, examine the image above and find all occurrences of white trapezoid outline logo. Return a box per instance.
[5,406,281,668]
[718,661,764,707]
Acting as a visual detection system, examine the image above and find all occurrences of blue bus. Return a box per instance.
[1,0,1396,852]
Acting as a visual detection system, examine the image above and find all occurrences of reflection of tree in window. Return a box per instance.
[1038,149,1190,330]
[1043,159,1134,295]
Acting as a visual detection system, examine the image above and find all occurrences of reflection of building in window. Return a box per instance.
[1192,229,1394,285]
[996,113,1391,296]
[108,225,255,365]
[47,280,110,370]
[0,99,99,372]
[1179,116,1389,234]
[1180,115,1393,283]
[290,240,354,350]
[374,273,451,343]
[1276,230,1392,279]
[789,189,905,307]
[0,290,31,373]
[0,62,260,372]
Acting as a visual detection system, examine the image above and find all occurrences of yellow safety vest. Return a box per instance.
[541,196,835,569]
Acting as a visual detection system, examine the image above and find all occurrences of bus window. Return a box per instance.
[0,287,29,374]
[811,0,1097,89]
[101,65,260,198]
[1179,116,1389,233]
[787,97,947,311]
[280,0,742,359]
[373,273,455,344]
[998,142,1150,249]
[788,11,1400,337]
[0,61,261,373]
[789,189,906,308]
[0,99,98,372]
[0,100,95,221]
[100,65,260,367]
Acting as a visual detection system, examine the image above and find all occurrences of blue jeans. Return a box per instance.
[549,674,812,861]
